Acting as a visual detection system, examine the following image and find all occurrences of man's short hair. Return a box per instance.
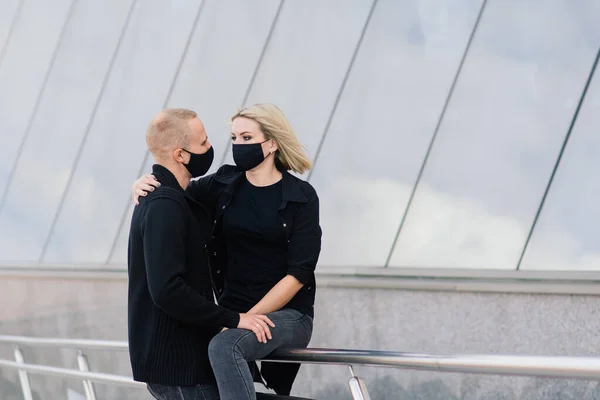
[146,108,197,160]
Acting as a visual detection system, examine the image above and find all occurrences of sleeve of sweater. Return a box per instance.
[142,197,240,328]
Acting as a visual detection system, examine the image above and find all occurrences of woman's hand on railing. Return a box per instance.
[132,174,160,205]
[238,313,275,344]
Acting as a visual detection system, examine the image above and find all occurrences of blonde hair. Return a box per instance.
[231,104,312,173]
[146,108,197,160]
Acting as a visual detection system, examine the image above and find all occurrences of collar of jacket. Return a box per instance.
[213,164,308,209]
[152,164,186,191]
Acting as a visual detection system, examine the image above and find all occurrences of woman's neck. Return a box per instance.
[245,158,282,187]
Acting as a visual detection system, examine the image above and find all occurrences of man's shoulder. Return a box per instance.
[147,186,185,202]
[139,186,187,215]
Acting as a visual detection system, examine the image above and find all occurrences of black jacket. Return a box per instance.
[127,164,240,386]
[188,164,322,395]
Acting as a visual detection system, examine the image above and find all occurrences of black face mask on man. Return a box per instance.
[182,146,214,178]
[232,140,272,171]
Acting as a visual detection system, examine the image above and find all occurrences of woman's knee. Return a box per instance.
[208,329,247,361]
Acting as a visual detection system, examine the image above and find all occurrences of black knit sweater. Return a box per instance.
[127,165,240,386]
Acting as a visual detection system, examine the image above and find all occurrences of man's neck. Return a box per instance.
[177,172,191,190]
[160,161,191,190]
[245,159,282,187]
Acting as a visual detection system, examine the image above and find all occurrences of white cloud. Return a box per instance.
[318,176,411,266]
[319,177,600,271]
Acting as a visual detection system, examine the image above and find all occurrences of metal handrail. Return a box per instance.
[3,335,600,380]
[3,335,600,400]
[0,335,128,351]
[0,359,144,388]
[264,348,600,380]
[3,336,600,380]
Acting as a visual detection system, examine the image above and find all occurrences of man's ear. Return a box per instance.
[173,148,186,163]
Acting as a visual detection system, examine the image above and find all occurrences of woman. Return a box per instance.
[132,103,321,399]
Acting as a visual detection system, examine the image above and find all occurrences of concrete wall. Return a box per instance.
[0,275,141,399]
[1,275,599,399]
[299,287,600,399]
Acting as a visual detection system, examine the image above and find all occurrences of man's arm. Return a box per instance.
[142,197,240,328]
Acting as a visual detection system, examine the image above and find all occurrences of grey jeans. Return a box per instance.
[208,308,313,400]
[147,383,220,400]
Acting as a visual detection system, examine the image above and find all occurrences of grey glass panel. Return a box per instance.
[309,0,483,267]
[0,0,73,199]
[108,159,150,266]
[108,151,153,265]
[390,0,600,269]
[221,0,375,166]
[42,0,203,263]
[0,0,21,53]
[108,0,280,265]
[0,0,134,262]
[172,0,280,173]
[520,68,600,270]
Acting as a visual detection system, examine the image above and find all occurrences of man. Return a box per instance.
[128,108,274,400]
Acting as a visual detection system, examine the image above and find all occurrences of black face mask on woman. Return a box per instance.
[232,140,271,171]
[182,146,214,178]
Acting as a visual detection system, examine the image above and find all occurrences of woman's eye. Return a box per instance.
[243,136,251,141]
[230,136,235,142]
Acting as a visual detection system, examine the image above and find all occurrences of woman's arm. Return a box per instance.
[250,189,322,315]
[248,275,304,315]
[186,174,216,204]
[131,173,216,205]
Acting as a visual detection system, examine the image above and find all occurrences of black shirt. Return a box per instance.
[187,164,322,394]
[220,177,287,313]
[127,165,240,386]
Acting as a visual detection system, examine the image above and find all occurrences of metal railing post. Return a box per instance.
[77,350,97,400]
[14,347,34,400]
[347,365,371,400]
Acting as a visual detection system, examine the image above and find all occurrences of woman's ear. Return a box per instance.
[269,139,278,153]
